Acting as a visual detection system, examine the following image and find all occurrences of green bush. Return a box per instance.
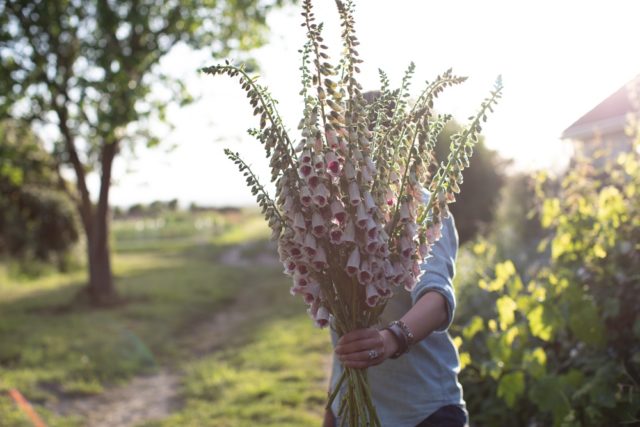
[455,140,640,426]
[0,121,80,271]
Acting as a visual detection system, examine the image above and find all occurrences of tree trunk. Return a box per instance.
[86,226,118,305]
[55,103,120,306]
[83,139,120,306]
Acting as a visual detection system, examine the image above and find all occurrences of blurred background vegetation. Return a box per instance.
[1,0,640,426]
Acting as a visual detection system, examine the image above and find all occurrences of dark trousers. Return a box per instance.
[415,405,467,427]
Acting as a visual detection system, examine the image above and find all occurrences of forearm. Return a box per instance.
[401,290,448,342]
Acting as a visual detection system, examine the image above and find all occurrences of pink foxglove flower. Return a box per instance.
[293,212,306,232]
[312,246,328,270]
[399,236,413,259]
[349,181,360,206]
[283,196,295,218]
[346,247,360,276]
[358,259,373,285]
[314,305,330,328]
[329,225,343,244]
[331,199,347,224]
[294,273,309,288]
[300,149,312,164]
[299,163,313,178]
[365,283,380,307]
[284,259,297,276]
[366,217,378,239]
[326,151,342,177]
[361,166,372,184]
[326,130,338,149]
[300,187,312,207]
[313,137,323,152]
[297,263,310,276]
[399,201,411,224]
[356,203,368,229]
[314,154,325,171]
[365,238,379,255]
[303,233,317,257]
[344,161,357,181]
[289,246,303,260]
[419,243,431,259]
[342,219,356,244]
[363,191,376,213]
[426,223,443,244]
[311,211,327,237]
[385,188,395,206]
[312,183,329,207]
[307,171,320,189]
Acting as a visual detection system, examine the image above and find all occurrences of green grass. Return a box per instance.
[0,210,331,426]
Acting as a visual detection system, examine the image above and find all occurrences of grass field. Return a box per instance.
[0,210,331,426]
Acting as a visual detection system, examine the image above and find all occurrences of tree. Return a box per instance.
[435,121,507,243]
[0,120,79,268]
[0,0,289,305]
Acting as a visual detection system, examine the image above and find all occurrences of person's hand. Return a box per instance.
[335,327,399,369]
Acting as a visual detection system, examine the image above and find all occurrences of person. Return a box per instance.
[323,212,468,427]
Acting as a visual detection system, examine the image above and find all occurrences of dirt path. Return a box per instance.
[47,241,284,427]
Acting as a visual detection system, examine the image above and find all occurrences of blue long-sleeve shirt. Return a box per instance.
[329,213,465,427]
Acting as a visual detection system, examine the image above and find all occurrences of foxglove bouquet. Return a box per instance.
[203,1,501,425]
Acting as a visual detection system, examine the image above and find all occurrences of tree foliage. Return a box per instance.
[434,121,507,243]
[454,133,640,426]
[0,120,79,268]
[0,0,290,304]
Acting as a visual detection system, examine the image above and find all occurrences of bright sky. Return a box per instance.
[106,0,640,208]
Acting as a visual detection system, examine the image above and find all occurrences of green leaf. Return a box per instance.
[496,295,517,330]
[528,305,552,341]
[529,376,572,426]
[497,371,525,408]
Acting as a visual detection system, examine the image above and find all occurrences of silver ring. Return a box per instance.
[367,349,379,360]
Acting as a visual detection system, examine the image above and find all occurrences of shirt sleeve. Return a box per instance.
[410,213,459,332]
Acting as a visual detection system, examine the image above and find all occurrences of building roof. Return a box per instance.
[562,74,640,140]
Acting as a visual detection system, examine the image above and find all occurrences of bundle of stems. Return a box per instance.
[202,1,502,424]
